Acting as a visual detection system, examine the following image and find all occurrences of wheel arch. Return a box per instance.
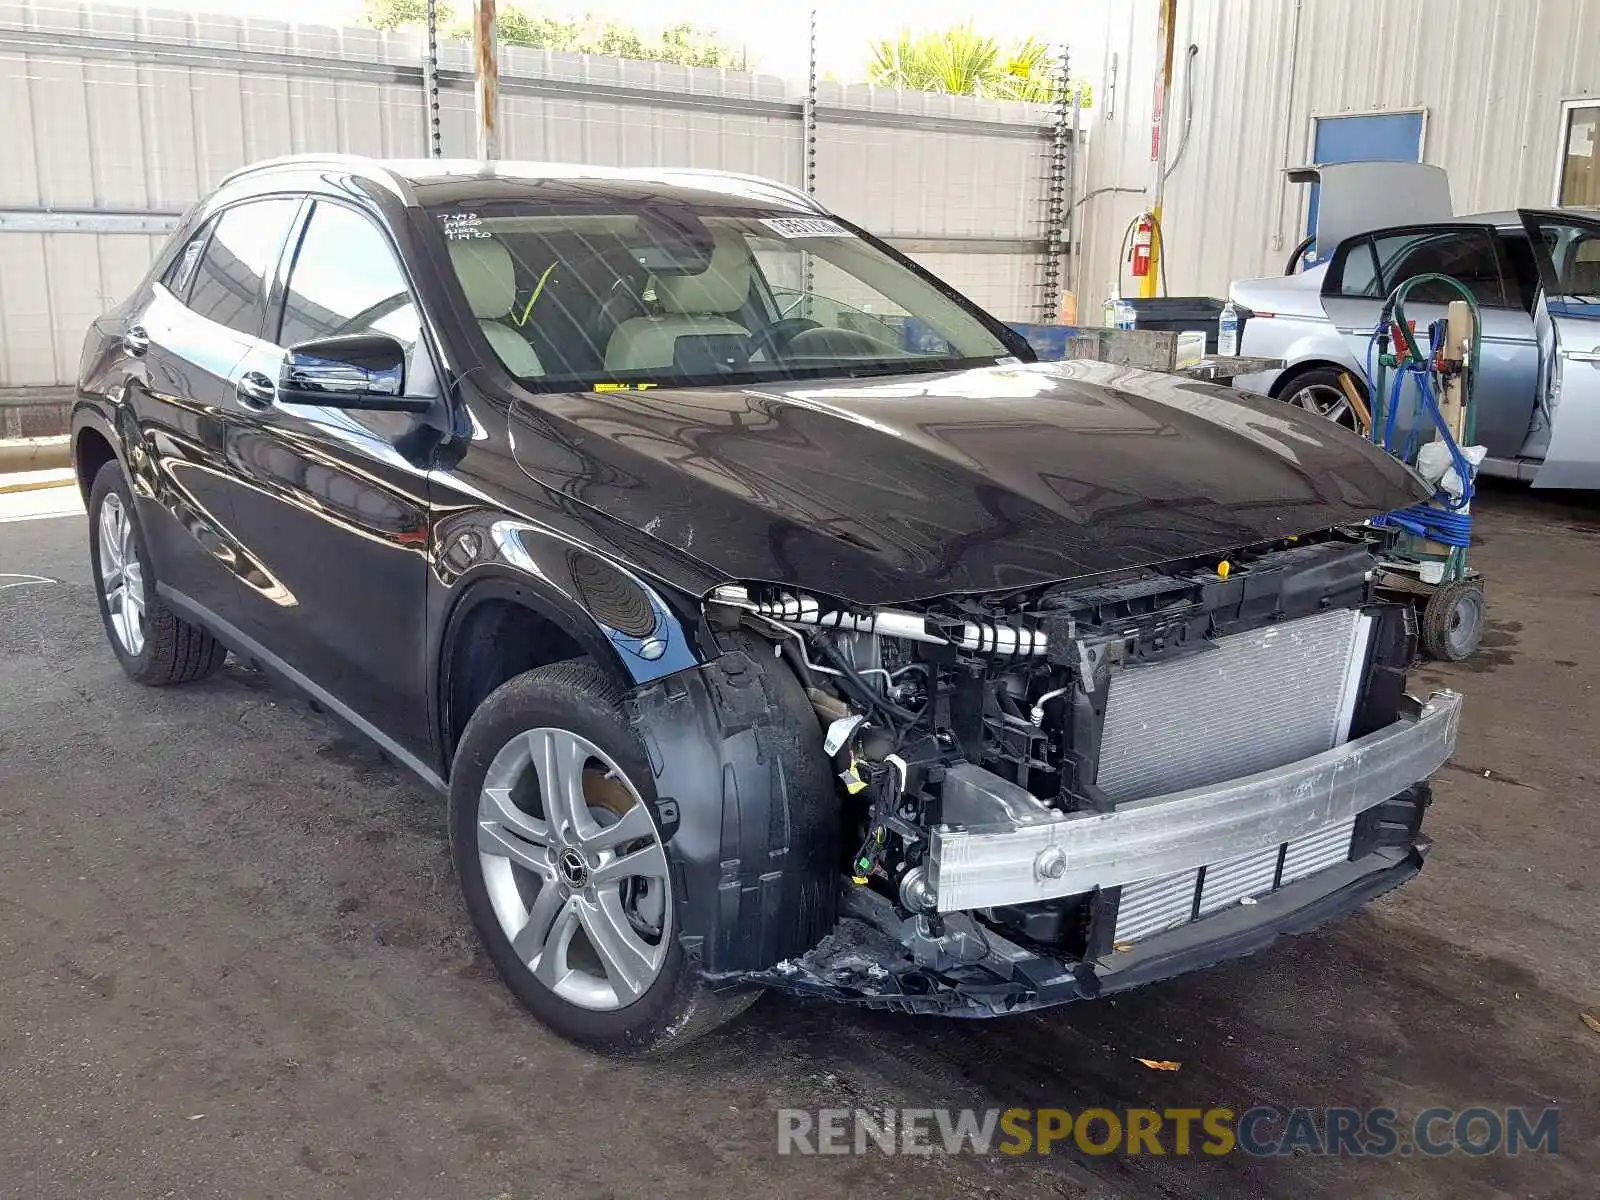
[71,409,125,503]
[1269,358,1368,400]
[436,574,624,771]
[434,536,717,769]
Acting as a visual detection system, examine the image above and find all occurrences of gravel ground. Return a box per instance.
[0,481,1595,1199]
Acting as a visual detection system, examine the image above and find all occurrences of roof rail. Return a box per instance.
[215,154,416,202]
[213,157,824,212]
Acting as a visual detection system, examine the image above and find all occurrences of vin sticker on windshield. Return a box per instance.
[760,217,856,239]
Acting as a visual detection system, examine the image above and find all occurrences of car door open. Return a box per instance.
[1519,209,1600,489]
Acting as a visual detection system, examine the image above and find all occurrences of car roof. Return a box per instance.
[1447,207,1600,229]
[218,154,825,215]
[1451,210,1522,228]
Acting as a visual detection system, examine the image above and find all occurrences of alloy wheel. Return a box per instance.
[1289,382,1360,431]
[476,728,670,1011]
[98,492,146,657]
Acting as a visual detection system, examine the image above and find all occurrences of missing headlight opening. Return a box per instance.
[703,529,1459,1013]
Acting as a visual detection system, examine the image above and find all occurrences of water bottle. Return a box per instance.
[1217,300,1240,357]
[1116,297,1137,330]
[1102,287,1120,329]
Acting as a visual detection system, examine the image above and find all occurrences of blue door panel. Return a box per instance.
[1307,113,1425,252]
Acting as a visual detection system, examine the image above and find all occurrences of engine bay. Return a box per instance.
[705,528,1415,971]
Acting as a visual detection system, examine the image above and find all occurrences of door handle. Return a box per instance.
[235,371,277,408]
[121,326,150,357]
[1564,350,1600,365]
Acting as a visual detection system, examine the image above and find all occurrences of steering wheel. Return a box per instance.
[746,316,821,362]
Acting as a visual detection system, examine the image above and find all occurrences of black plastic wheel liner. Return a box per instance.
[626,648,839,977]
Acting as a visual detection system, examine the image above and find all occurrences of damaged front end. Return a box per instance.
[652,530,1460,1016]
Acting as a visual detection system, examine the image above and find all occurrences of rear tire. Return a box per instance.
[87,462,227,686]
[1277,365,1366,434]
[449,659,757,1056]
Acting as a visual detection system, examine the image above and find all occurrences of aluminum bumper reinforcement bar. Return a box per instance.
[928,690,1462,912]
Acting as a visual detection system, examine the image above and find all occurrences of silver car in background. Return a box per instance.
[1230,164,1600,489]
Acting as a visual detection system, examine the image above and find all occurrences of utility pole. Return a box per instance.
[1141,0,1177,299]
[474,0,499,161]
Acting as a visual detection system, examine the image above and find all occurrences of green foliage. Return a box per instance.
[868,25,1093,106]
[656,23,744,69]
[359,0,743,68]
[361,0,453,31]
[870,25,1000,97]
[493,8,582,49]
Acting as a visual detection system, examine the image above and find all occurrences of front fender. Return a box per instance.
[1276,343,1364,390]
[432,510,716,687]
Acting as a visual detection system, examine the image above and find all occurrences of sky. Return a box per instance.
[188,0,1110,83]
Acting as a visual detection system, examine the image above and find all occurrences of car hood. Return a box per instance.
[506,360,1425,604]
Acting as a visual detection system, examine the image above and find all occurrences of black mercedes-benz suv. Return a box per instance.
[73,155,1460,1055]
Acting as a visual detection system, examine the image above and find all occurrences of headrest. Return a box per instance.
[1568,243,1600,294]
[655,233,751,314]
[448,238,516,319]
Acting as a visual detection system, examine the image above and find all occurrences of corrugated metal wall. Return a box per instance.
[1077,0,1600,306]
[0,0,1067,386]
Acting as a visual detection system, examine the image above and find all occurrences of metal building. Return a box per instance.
[1075,0,1600,305]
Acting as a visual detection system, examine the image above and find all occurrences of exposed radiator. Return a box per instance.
[1096,607,1373,805]
[1099,608,1373,946]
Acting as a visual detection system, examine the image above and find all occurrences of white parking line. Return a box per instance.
[0,573,55,591]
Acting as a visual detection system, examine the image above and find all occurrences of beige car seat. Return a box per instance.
[448,239,545,377]
[604,234,752,372]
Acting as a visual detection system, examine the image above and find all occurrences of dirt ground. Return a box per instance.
[0,480,1595,1199]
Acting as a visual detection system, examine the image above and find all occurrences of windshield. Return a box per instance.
[427,200,1013,387]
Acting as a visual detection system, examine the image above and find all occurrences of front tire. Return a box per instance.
[449,659,756,1056]
[87,462,227,685]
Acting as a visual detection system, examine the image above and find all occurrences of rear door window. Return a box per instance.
[163,225,210,299]
[1547,229,1600,302]
[185,199,301,337]
[1368,227,1509,307]
[1329,238,1383,298]
[1519,212,1600,315]
[1499,233,1543,311]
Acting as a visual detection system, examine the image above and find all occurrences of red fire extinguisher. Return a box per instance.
[1130,215,1154,278]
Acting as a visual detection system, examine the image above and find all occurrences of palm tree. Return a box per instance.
[995,36,1058,103]
[868,26,1092,105]
[869,25,1002,97]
